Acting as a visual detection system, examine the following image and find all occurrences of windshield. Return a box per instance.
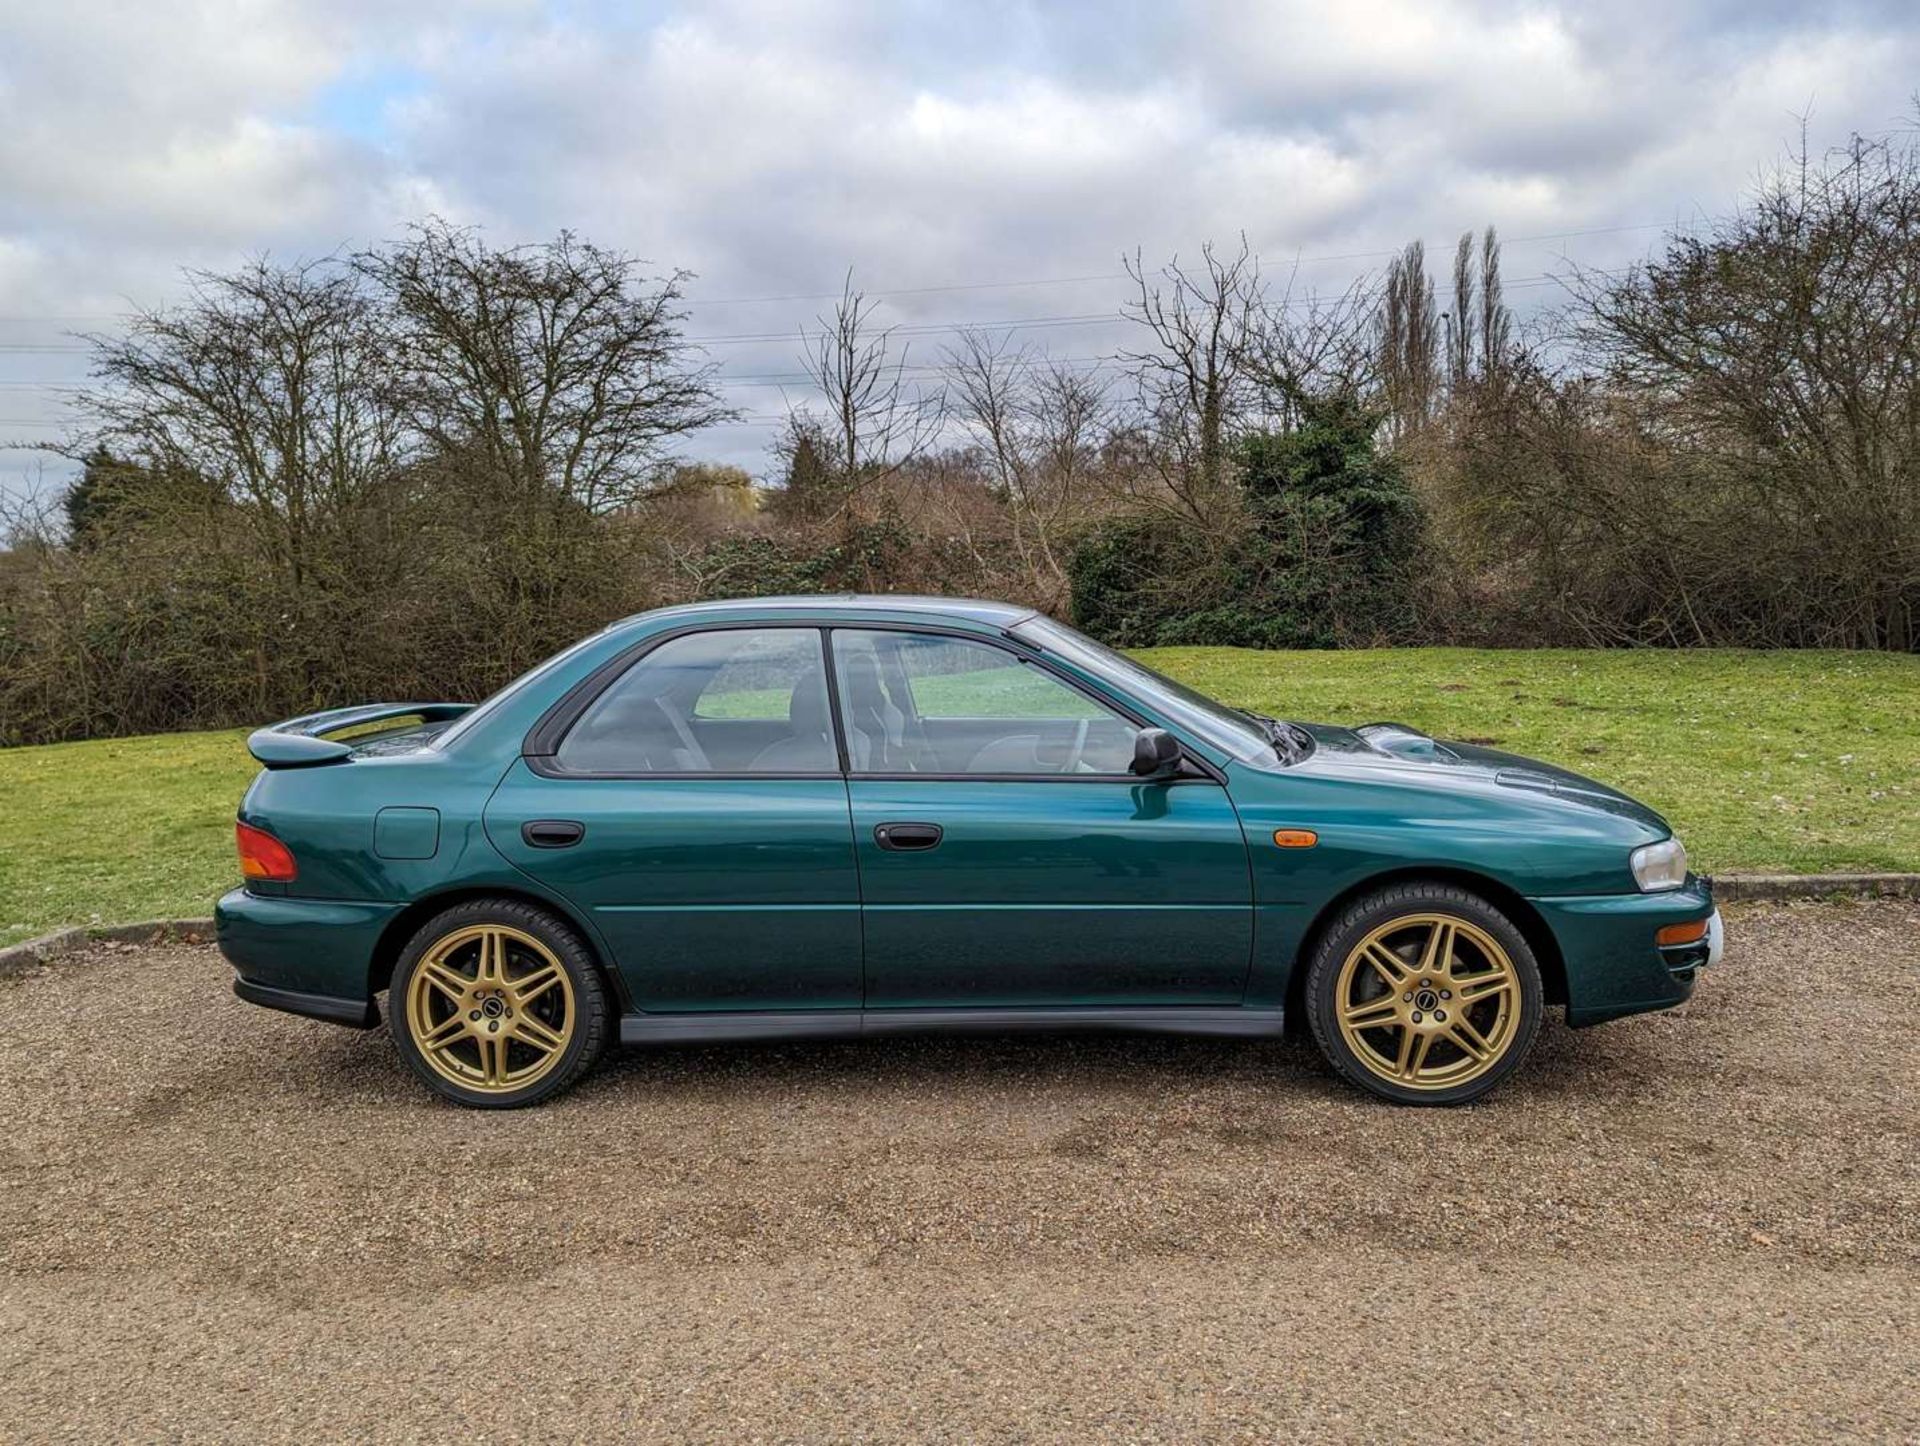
[1011,615,1274,763]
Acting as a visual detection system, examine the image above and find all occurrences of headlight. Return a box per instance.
[1630,838,1689,892]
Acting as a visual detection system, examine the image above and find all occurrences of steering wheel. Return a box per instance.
[1063,717,1090,773]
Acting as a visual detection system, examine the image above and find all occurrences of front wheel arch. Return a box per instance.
[1285,866,1566,1032]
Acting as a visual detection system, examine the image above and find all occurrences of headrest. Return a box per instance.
[843,650,887,708]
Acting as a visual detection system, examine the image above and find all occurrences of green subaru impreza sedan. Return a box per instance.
[217,596,1721,1109]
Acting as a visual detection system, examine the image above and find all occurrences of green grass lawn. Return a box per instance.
[2,648,1915,946]
[0,728,253,946]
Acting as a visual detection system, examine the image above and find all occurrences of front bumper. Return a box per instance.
[217,886,402,1029]
[1528,879,1720,1027]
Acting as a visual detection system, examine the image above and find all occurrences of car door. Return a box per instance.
[486,625,863,1011]
[831,627,1253,1008]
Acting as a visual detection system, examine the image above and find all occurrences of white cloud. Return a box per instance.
[3,0,1919,487]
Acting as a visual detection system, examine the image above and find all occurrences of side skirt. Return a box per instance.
[618,1005,1286,1047]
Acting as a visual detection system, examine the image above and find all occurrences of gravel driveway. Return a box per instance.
[1,901,1915,1443]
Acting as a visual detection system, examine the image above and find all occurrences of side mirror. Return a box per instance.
[1130,727,1182,778]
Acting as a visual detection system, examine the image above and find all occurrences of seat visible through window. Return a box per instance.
[838,647,919,771]
[746,666,837,771]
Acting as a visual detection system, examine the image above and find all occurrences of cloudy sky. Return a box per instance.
[3,0,1917,496]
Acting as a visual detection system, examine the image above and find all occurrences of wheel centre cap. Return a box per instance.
[481,996,506,1019]
[1412,988,1440,1012]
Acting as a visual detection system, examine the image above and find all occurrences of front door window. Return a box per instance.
[830,629,1136,775]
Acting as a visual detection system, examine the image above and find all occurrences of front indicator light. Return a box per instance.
[1272,829,1318,848]
[236,821,297,882]
[1630,838,1689,892]
[1656,918,1710,947]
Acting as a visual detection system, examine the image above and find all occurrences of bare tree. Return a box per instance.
[1448,231,1477,389]
[77,258,407,592]
[1119,237,1261,521]
[1378,240,1440,434]
[1239,270,1379,425]
[1441,227,1513,394]
[791,273,944,523]
[1579,130,1920,649]
[355,220,732,514]
[1480,225,1511,378]
[943,330,1111,607]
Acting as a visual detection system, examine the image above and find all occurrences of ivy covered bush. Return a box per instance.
[1069,402,1422,648]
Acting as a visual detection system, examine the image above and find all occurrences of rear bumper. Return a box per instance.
[233,976,379,1028]
[217,886,401,1028]
[1529,878,1720,1027]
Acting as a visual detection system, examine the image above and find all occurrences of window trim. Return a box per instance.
[521,618,1222,785]
[524,623,844,781]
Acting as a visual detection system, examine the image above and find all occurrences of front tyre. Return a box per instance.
[390,899,609,1108]
[1305,883,1543,1105]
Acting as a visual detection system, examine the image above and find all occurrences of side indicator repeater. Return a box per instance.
[1272,829,1319,849]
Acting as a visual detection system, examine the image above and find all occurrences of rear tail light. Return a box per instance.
[236,821,297,882]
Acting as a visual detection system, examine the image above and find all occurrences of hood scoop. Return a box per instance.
[1496,766,1633,812]
[1355,722,1459,763]
[1494,767,1562,797]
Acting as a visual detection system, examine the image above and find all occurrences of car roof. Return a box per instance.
[611,595,1040,631]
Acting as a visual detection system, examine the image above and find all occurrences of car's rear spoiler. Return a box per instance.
[247,702,475,769]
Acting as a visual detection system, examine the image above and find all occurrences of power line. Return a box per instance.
[708,267,1592,343]
[0,222,1672,327]
[0,319,1134,352]
[685,312,1128,345]
[685,270,1601,346]
[0,268,1618,385]
[716,357,1127,387]
[688,272,1127,307]
[681,222,1668,306]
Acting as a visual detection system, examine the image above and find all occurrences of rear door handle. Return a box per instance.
[874,822,943,852]
[522,819,585,849]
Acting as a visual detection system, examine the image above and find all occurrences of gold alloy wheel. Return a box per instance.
[404,924,576,1094]
[1334,913,1520,1092]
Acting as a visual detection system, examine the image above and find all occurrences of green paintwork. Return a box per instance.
[217,595,1714,1037]
[486,761,863,1010]
[846,779,1250,1007]
[373,806,440,860]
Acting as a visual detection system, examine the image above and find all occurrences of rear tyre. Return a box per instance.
[390,899,609,1109]
[1304,882,1543,1106]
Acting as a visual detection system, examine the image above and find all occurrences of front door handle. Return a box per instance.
[874,822,943,852]
[522,819,586,849]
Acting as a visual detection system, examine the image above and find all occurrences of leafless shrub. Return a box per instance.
[1119,237,1262,523]
[941,331,1112,610]
[787,275,945,521]
[1238,270,1379,425]
[1569,131,1920,648]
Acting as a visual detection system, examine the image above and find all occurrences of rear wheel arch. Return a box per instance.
[1286,866,1567,1029]
[369,885,628,1011]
